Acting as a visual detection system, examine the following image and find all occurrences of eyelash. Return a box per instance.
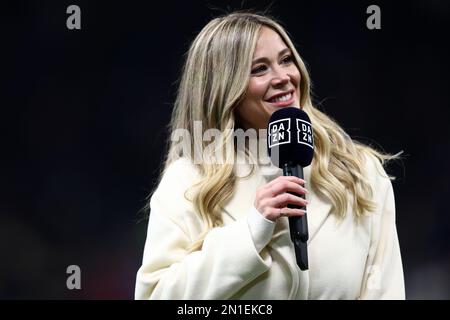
[251,65,267,74]
[251,55,293,75]
[281,55,293,64]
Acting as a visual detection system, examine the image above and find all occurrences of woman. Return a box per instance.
[135,12,405,299]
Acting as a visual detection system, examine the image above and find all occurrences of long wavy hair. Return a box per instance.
[158,12,400,251]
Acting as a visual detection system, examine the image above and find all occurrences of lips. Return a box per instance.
[265,91,296,107]
[266,90,295,103]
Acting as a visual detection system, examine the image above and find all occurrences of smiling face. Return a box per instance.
[235,26,301,130]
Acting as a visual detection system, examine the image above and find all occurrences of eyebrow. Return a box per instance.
[252,48,291,65]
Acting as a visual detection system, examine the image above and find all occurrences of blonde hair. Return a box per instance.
[160,12,400,251]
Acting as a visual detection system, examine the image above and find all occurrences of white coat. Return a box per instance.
[135,150,405,299]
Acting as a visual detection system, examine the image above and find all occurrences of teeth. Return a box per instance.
[271,93,291,103]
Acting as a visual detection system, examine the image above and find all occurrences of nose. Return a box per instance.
[270,66,290,87]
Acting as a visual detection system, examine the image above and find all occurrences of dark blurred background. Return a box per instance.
[1,0,449,299]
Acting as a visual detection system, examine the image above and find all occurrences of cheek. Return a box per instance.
[247,78,268,100]
[292,67,301,87]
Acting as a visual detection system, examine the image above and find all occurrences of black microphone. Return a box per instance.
[267,107,314,270]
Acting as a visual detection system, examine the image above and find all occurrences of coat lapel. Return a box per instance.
[302,165,333,244]
[221,161,267,222]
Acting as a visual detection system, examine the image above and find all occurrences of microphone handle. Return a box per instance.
[293,239,308,271]
[283,162,309,270]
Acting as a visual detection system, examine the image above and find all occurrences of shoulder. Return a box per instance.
[148,157,203,227]
[362,151,388,178]
[361,150,394,202]
[161,157,201,183]
[154,157,202,197]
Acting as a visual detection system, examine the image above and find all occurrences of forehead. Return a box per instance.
[254,26,288,56]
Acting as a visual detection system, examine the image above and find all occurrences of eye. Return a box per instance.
[281,55,293,64]
[251,64,267,75]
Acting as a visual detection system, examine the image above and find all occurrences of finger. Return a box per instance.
[271,193,309,208]
[267,176,305,188]
[270,180,308,197]
[279,207,306,217]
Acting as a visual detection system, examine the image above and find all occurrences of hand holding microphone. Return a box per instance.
[266,107,315,270]
[254,176,308,222]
